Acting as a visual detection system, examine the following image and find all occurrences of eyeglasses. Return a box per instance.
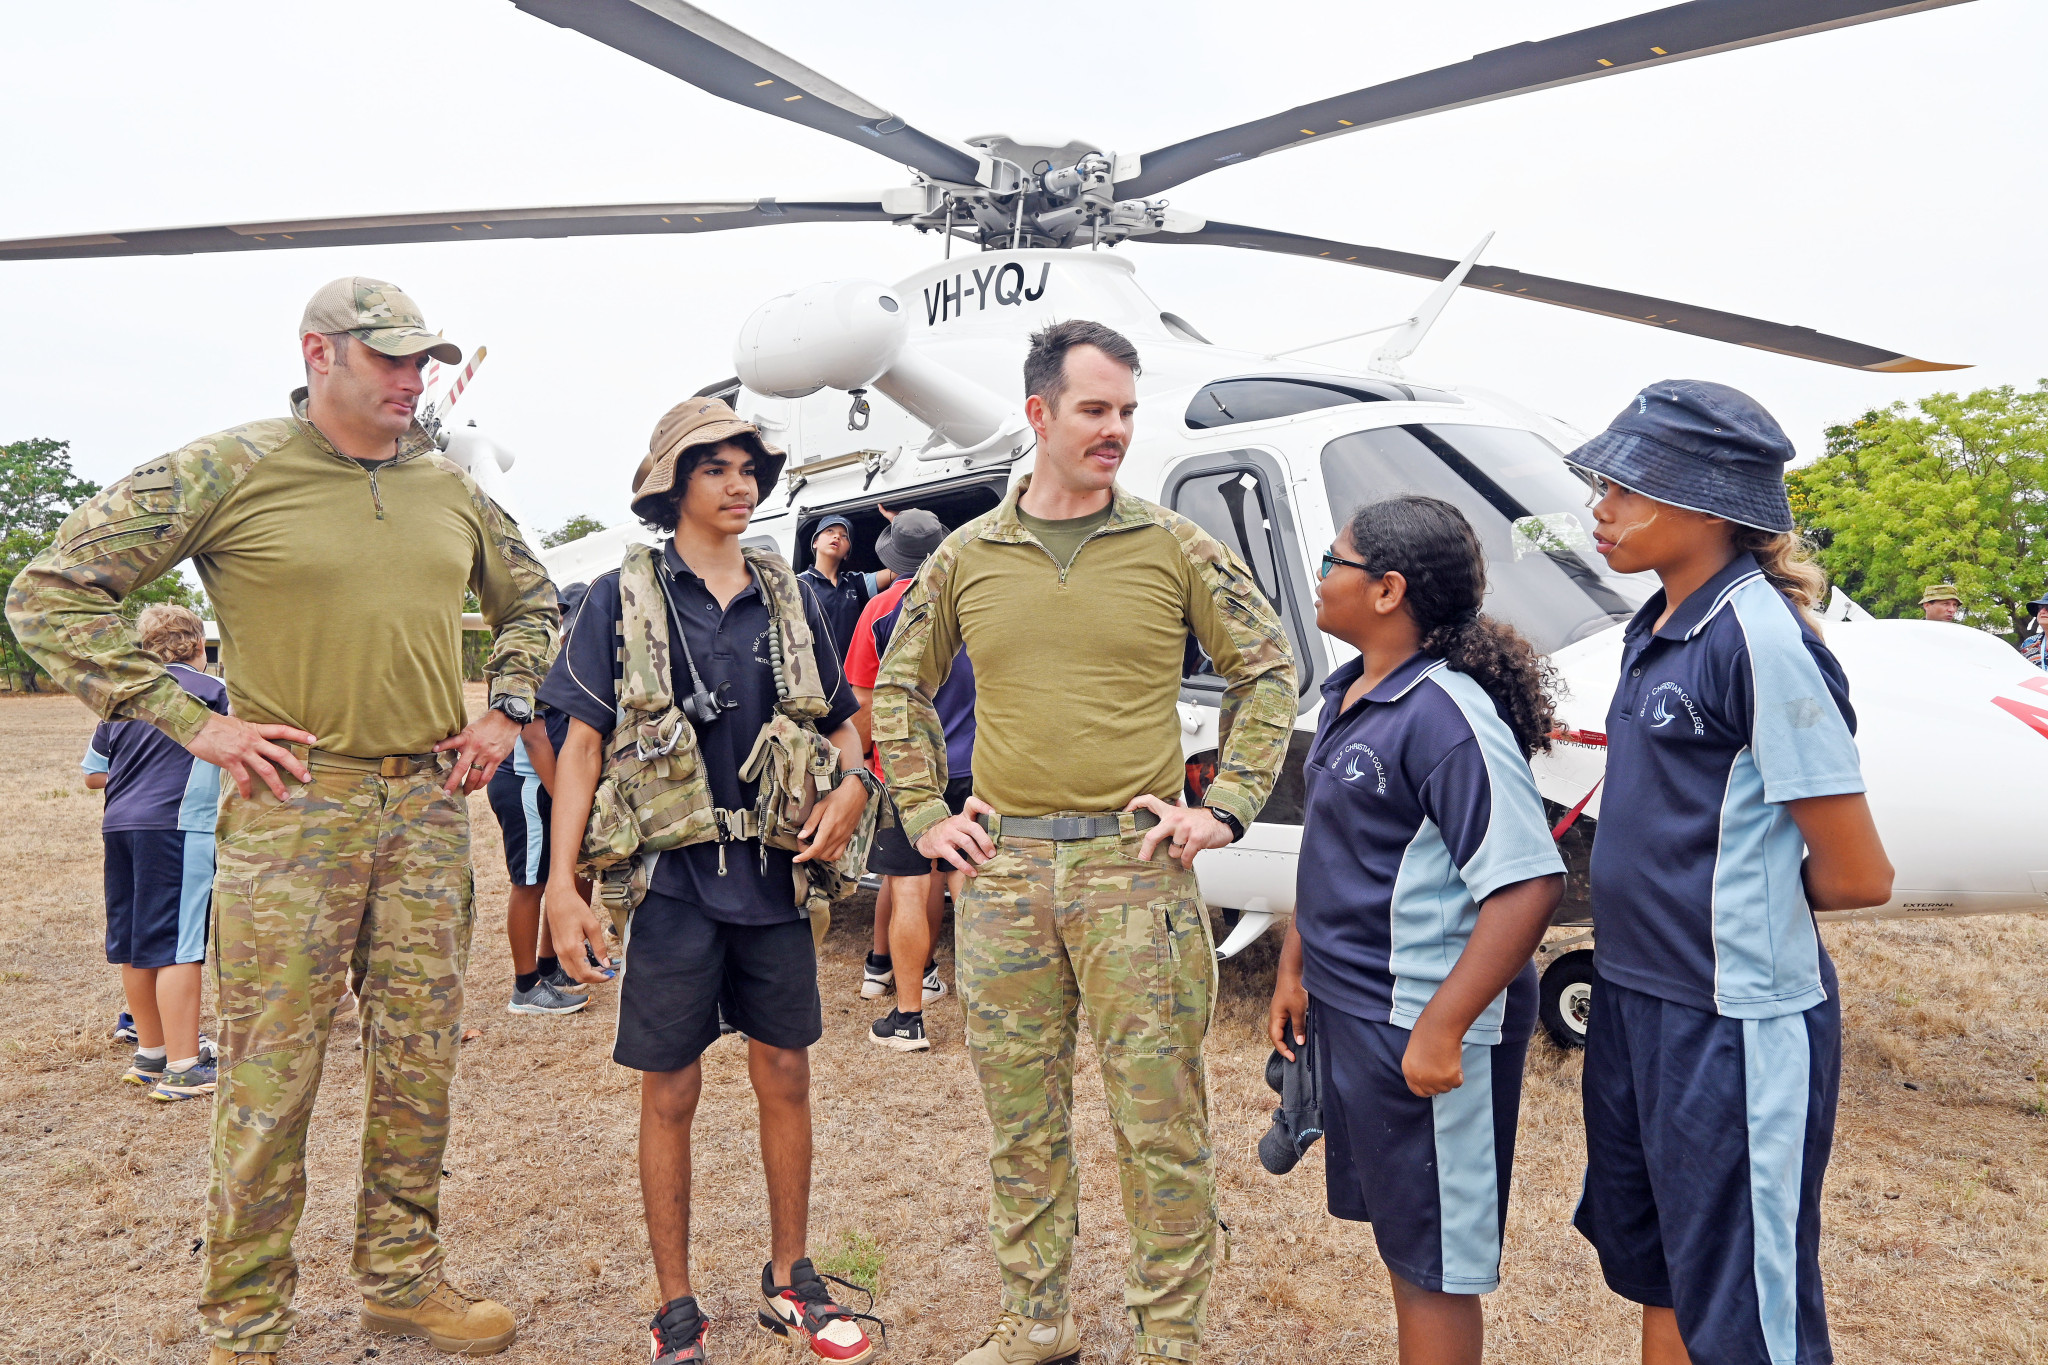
[1318,550,1373,580]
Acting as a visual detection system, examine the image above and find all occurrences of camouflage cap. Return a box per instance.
[1920,583,1961,604]
[300,276,462,364]
[630,397,786,521]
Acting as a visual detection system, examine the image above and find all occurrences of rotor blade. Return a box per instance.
[509,0,982,184]
[0,199,899,262]
[1136,221,1966,373]
[1121,0,1976,198]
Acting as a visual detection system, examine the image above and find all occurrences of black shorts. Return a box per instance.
[614,891,824,1071]
[103,829,212,969]
[486,770,552,886]
[868,775,974,877]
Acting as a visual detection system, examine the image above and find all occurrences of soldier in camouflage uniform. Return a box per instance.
[4,278,559,1363]
[872,320,1296,1365]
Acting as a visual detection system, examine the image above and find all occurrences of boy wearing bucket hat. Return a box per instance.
[2022,597,2048,666]
[1565,380,1894,1365]
[843,508,978,1051]
[538,398,881,1365]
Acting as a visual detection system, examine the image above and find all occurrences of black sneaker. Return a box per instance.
[859,952,893,1000]
[867,1007,928,1053]
[648,1295,711,1364]
[758,1258,881,1363]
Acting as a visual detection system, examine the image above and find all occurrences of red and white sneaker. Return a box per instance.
[757,1258,882,1363]
[648,1296,711,1364]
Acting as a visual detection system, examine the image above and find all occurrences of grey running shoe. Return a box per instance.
[152,1059,218,1102]
[123,1051,166,1086]
[508,978,588,1016]
[540,962,589,993]
[867,1008,929,1053]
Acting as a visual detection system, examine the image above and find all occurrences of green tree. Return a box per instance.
[1788,383,2048,635]
[542,514,606,549]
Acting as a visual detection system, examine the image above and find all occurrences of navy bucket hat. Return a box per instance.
[1567,379,1796,533]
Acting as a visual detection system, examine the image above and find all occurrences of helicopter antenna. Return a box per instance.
[430,344,490,420]
[1369,232,1492,377]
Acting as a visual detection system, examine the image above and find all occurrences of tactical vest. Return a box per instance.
[578,542,879,929]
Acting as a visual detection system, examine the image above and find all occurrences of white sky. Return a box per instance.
[2,0,2039,537]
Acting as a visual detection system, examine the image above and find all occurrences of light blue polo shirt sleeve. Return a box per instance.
[1728,578,1865,804]
[82,730,112,774]
[1428,670,1567,902]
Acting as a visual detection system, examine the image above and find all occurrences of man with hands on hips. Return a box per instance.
[6,276,559,1362]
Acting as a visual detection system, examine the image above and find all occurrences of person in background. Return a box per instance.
[843,508,975,1052]
[83,603,228,1102]
[1567,380,1893,1365]
[2021,596,2048,667]
[485,698,590,1016]
[1270,497,1564,1365]
[1919,583,1962,623]
[799,513,895,660]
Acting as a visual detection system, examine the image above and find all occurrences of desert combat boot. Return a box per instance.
[361,1280,516,1354]
[208,1349,276,1365]
[955,1310,1080,1365]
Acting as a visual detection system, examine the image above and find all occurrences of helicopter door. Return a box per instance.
[1162,449,1322,824]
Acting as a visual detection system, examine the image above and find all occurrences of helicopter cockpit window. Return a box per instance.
[1166,454,1323,700]
[1319,423,1654,655]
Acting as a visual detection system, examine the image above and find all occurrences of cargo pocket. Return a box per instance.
[209,876,264,1064]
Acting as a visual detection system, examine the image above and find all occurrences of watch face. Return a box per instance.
[496,697,533,722]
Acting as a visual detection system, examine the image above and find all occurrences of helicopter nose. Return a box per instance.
[1826,621,2048,918]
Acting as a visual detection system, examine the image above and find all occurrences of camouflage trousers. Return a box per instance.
[957,817,1219,1363]
[199,755,474,1352]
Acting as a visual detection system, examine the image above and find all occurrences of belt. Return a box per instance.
[286,742,445,778]
[974,810,1161,842]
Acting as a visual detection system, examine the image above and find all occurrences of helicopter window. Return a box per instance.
[1165,454,1324,702]
[1319,423,1654,655]
[1184,375,1461,430]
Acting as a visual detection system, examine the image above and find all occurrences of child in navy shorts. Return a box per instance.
[1270,496,1565,1364]
[1567,382,1894,1365]
[83,605,228,1102]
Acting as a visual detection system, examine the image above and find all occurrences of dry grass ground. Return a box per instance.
[1,688,2045,1362]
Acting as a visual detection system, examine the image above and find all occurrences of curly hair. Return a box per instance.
[1343,495,1558,757]
[136,603,206,665]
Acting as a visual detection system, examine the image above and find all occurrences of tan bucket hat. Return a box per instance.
[300,276,462,364]
[1919,582,1961,605]
[630,396,786,521]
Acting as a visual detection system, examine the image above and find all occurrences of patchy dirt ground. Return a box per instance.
[0,689,2045,1363]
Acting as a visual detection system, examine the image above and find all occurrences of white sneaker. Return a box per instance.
[922,966,950,1004]
[860,953,894,999]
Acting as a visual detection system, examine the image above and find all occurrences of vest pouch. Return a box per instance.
[617,706,718,855]
[741,713,831,854]
[579,775,641,874]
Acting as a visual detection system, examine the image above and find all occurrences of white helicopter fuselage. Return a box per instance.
[538,247,2048,961]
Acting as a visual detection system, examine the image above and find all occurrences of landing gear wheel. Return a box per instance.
[1539,949,1596,1050]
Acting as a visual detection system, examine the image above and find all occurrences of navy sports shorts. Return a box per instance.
[103,828,213,969]
[867,775,973,878]
[1574,963,1839,1365]
[1315,964,1537,1294]
[613,891,823,1071]
[486,770,552,886]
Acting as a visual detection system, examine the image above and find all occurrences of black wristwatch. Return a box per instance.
[1205,806,1245,842]
[488,693,534,725]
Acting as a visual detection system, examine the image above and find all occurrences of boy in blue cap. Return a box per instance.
[1567,380,1895,1365]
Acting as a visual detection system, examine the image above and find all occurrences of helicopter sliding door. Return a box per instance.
[1163,449,1322,826]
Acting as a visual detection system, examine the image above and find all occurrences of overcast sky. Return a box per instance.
[3,0,2038,537]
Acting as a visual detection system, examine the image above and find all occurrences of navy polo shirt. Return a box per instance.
[1294,652,1564,1043]
[83,663,230,833]
[1589,552,1865,1018]
[539,541,859,925]
[798,565,878,661]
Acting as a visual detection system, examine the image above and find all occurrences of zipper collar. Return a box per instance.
[981,473,1159,548]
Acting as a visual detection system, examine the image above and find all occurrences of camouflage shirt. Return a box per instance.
[871,476,1297,844]
[5,391,558,756]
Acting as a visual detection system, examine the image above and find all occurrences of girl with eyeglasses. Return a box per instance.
[1270,494,1565,1365]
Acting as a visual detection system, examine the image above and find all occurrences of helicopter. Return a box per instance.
[6,0,2038,1048]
